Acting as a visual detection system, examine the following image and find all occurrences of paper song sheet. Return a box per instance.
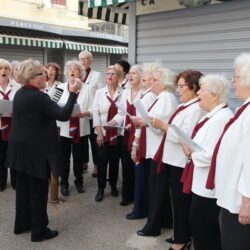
[0,100,13,117]
[169,124,203,152]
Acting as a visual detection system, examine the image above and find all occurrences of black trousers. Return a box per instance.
[131,158,150,218]
[83,119,98,165]
[15,171,49,238]
[190,194,221,250]
[120,146,135,202]
[0,136,16,189]
[141,160,173,235]
[60,136,88,187]
[221,208,250,250]
[169,165,192,244]
[96,137,122,189]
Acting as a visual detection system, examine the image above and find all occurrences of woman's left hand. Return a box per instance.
[239,197,250,224]
[149,117,168,131]
[181,141,193,157]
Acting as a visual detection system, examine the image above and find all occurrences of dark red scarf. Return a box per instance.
[0,89,11,141]
[136,98,159,165]
[154,99,199,173]
[124,100,136,152]
[206,101,250,189]
[105,95,119,145]
[82,68,91,83]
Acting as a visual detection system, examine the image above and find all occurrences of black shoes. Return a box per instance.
[126,212,145,220]
[166,236,175,243]
[31,228,58,242]
[120,200,130,206]
[95,189,104,202]
[14,226,31,235]
[0,185,6,192]
[137,230,160,237]
[75,183,85,194]
[111,186,119,197]
[92,173,97,178]
[61,186,69,196]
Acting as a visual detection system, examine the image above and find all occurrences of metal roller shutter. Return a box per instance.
[137,0,250,109]
[0,45,44,64]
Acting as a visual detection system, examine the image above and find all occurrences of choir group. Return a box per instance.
[0,51,250,249]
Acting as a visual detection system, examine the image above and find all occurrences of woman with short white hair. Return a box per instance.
[11,61,20,84]
[57,60,92,196]
[207,53,250,250]
[136,67,177,236]
[181,74,233,250]
[0,59,20,191]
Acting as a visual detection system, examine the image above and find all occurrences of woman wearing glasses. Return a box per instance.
[93,65,123,202]
[147,70,203,249]
[5,59,81,242]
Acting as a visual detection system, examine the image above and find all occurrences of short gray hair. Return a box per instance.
[11,60,20,78]
[239,63,250,87]
[130,64,143,78]
[199,74,229,104]
[18,59,42,85]
[143,62,162,75]
[78,51,93,62]
[155,67,176,93]
[64,60,85,80]
[0,59,11,71]
[234,53,250,68]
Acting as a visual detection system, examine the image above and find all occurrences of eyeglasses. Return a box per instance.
[80,58,89,61]
[176,84,188,89]
[232,75,244,80]
[35,72,46,76]
[106,72,117,76]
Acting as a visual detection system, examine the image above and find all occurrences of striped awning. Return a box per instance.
[80,1,130,25]
[65,41,128,54]
[88,0,134,8]
[0,33,63,49]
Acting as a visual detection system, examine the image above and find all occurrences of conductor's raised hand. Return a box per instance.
[69,78,82,93]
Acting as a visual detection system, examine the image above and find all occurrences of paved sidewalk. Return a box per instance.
[0,166,174,250]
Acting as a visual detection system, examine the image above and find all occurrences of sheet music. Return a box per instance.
[115,102,131,117]
[169,124,203,152]
[0,100,13,117]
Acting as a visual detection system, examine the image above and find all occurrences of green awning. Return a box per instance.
[88,0,134,8]
[80,1,130,25]
[0,33,63,49]
[65,40,128,54]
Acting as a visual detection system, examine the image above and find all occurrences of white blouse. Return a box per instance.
[85,69,104,99]
[112,88,144,135]
[93,85,123,136]
[57,82,93,137]
[145,91,177,159]
[215,97,250,213]
[191,104,233,198]
[0,81,21,127]
[163,97,204,167]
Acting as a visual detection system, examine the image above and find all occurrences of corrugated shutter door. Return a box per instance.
[137,0,250,109]
[0,45,44,63]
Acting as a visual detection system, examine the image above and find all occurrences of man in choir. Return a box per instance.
[79,51,103,177]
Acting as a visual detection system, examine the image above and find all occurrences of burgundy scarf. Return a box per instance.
[69,84,80,144]
[154,99,199,173]
[105,95,119,145]
[136,98,159,165]
[206,101,250,189]
[124,100,136,152]
[0,90,12,141]
[82,68,91,83]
